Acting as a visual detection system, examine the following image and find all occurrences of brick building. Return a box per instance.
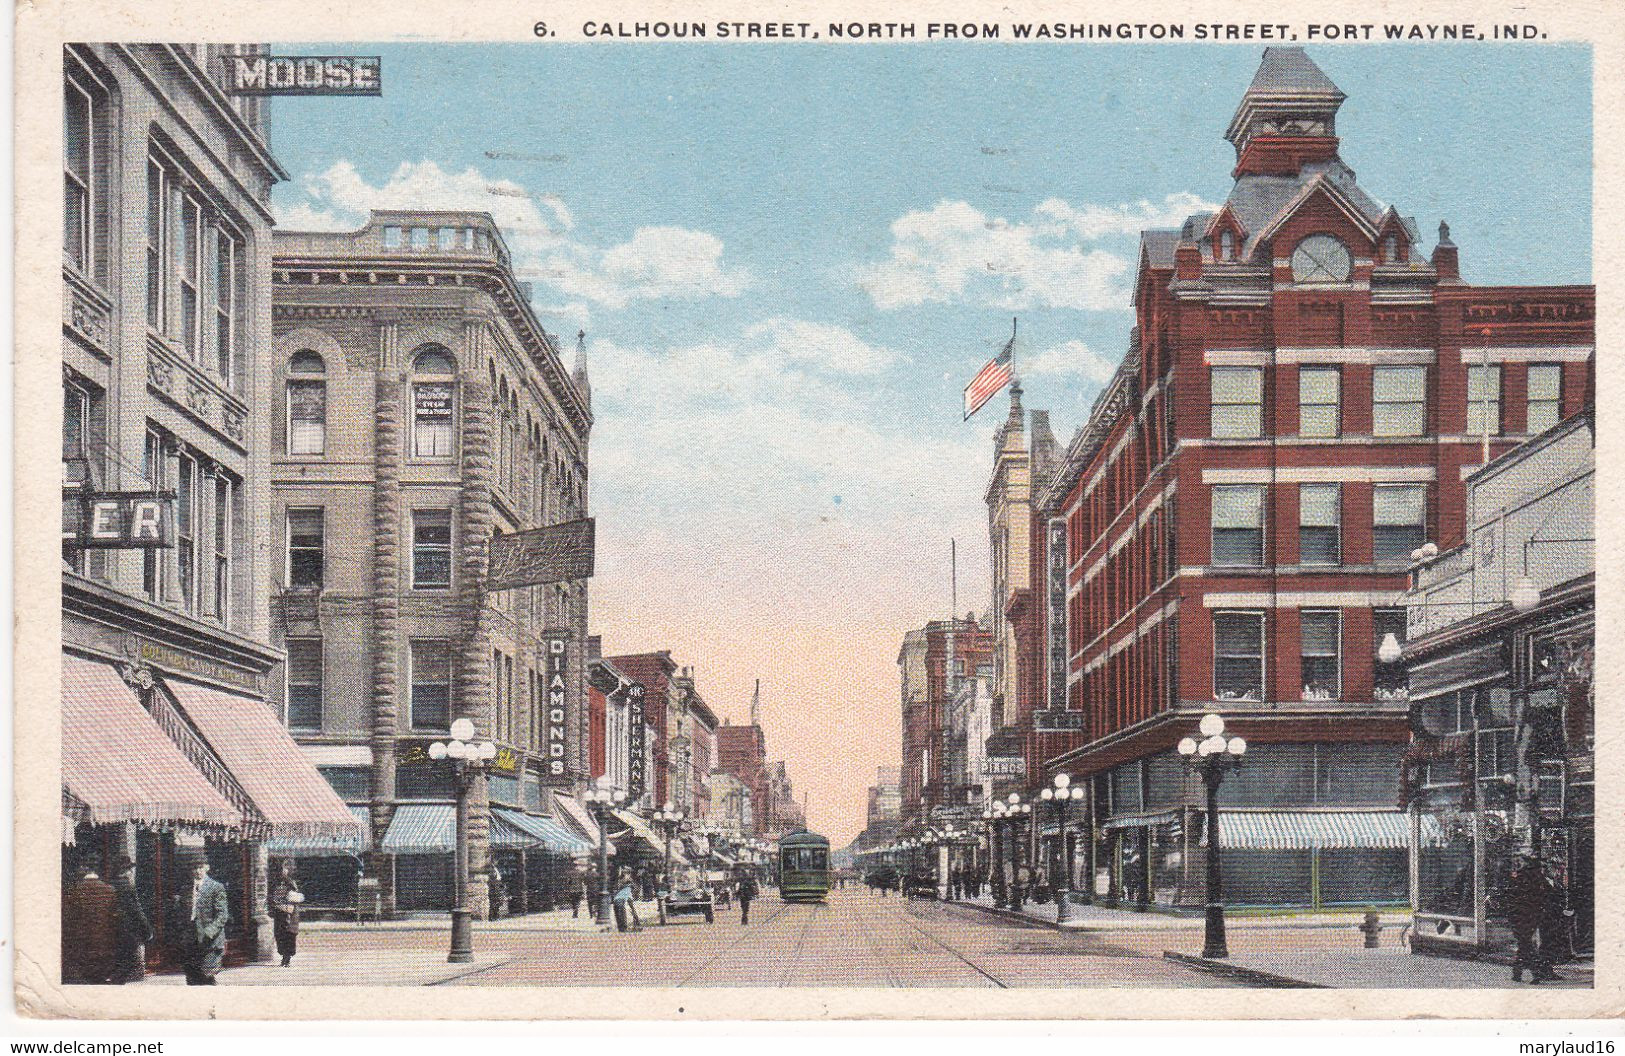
[1041,48,1594,910]
[715,720,768,835]
[898,617,993,826]
[270,209,594,918]
[605,651,683,809]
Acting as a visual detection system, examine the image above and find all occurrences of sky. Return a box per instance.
[269,43,1591,844]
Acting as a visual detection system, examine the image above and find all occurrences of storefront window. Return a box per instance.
[1417,827,1474,917]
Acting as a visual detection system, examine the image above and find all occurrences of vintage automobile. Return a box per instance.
[662,870,716,924]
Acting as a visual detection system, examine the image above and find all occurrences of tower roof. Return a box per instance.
[1226,47,1346,150]
[1245,46,1344,97]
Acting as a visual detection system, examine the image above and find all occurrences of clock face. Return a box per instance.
[1291,235,1352,283]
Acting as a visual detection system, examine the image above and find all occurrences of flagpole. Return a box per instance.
[1010,316,1018,386]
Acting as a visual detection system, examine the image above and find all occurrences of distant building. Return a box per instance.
[899,618,993,826]
[716,718,768,835]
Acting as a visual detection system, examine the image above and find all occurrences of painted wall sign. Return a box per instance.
[227,54,382,96]
[63,492,175,549]
[132,638,264,695]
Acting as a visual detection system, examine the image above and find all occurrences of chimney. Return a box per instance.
[1431,220,1461,284]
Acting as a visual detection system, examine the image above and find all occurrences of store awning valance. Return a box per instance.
[1101,810,1183,832]
[61,656,242,836]
[161,677,360,841]
[492,808,594,856]
[1408,641,1508,700]
[380,804,456,854]
[611,809,681,860]
[552,793,603,846]
[267,805,372,857]
[1215,811,1415,851]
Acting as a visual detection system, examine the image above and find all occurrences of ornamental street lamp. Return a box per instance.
[1005,793,1032,911]
[1041,774,1086,923]
[428,717,496,964]
[988,802,1007,906]
[583,778,627,926]
[652,801,686,924]
[1178,712,1249,959]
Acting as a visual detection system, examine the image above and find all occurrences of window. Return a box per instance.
[1300,610,1341,700]
[287,507,324,588]
[1466,365,1501,436]
[64,80,93,271]
[1219,230,1234,261]
[1298,484,1341,565]
[411,347,456,458]
[62,380,96,572]
[142,429,167,599]
[383,226,403,248]
[412,510,452,589]
[1381,234,1398,263]
[214,230,241,385]
[1373,608,1407,701]
[286,351,326,455]
[1298,367,1340,438]
[286,638,323,731]
[1373,484,1426,564]
[1372,366,1427,437]
[1526,364,1563,435]
[176,453,198,611]
[176,190,203,359]
[1210,367,1263,439]
[212,474,233,623]
[1211,485,1264,567]
[411,640,452,730]
[145,157,166,328]
[1214,612,1264,702]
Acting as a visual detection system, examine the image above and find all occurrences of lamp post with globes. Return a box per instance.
[428,717,496,964]
[1177,712,1248,959]
[987,802,1006,905]
[1005,793,1032,911]
[1040,774,1086,922]
[652,802,686,924]
[582,778,626,926]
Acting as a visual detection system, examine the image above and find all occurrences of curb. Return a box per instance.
[949,899,1069,930]
[1161,950,1326,988]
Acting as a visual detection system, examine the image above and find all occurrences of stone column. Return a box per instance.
[455,347,497,921]
[371,322,403,916]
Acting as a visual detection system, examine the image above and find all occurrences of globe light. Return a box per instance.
[1197,738,1215,757]
[1008,792,1020,805]
[1178,737,1198,756]
[446,739,468,759]
[1199,713,1225,737]
[1227,737,1247,756]
[1070,787,1085,800]
[1054,773,1071,790]
[479,741,497,760]
[1041,788,1054,800]
[450,717,476,742]
[428,741,448,760]
[1511,575,1541,613]
[1378,633,1404,665]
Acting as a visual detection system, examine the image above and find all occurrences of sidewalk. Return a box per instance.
[951,893,1410,932]
[303,899,662,934]
[145,948,509,987]
[1164,928,1595,989]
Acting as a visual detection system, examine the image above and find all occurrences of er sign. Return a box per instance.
[62,492,174,549]
[228,55,382,96]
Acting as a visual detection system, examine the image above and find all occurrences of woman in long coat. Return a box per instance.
[269,859,302,967]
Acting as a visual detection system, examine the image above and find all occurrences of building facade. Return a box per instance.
[1403,412,1593,959]
[1042,48,1594,910]
[270,209,593,918]
[899,618,993,827]
[60,44,356,970]
[715,719,769,834]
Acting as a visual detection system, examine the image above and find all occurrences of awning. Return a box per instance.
[1215,811,1416,851]
[552,793,603,846]
[611,809,682,860]
[267,805,372,857]
[61,655,242,835]
[1101,809,1183,832]
[160,677,360,842]
[380,804,455,854]
[492,808,594,856]
[1408,641,1508,699]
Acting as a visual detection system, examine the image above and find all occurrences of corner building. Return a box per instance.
[1044,49,1594,910]
[270,211,593,918]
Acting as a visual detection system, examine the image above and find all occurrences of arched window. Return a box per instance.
[411,345,456,459]
[286,350,326,456]
[1219,231,1235,261]
[1382,234,1399,264]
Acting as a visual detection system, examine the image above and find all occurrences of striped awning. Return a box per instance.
[1102,809,1183,832]
[552,793,604,847]
[612,809,685,862]
[267,805,372,857]
[61,655,242,835]
[1215,811,1415,851]
[492,809,594,855]
[380,804,455,854]
[161,677,361,841]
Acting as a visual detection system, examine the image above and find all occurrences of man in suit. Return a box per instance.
[62,861,119,984]
[171,853,229,985]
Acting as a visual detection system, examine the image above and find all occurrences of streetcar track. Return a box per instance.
[672,898,795,987]
[774,899,824,987]
[897,899,1011,988]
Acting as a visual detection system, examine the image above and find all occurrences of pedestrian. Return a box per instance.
[1540,870,1575,972]
[1014,863,1031,911]
[269,858,303,968]
[110,855,152,984]
[736,865,759,925]
[570,872,585,919]
[169,852,229,985]
[612,870,643,932]
[62,860,119,984]
[1499,855,1560,983]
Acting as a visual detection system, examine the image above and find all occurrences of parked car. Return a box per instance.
[663,874,715,923]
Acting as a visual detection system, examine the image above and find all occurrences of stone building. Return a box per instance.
[60,44,355,970]
[269,209,593,918]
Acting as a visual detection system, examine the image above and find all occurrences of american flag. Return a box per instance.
[963,336,1015,420]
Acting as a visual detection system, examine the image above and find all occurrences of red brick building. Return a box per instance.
[604,651,679,805]
[715,721,767,835]
[1040,48,1594,909]
[899,618,993,826]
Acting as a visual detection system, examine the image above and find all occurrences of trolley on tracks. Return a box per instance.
[777,828,831,903]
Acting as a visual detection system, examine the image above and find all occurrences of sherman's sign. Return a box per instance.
[227,55,382,96]
[626,682,647,800]
[63,492,175,549]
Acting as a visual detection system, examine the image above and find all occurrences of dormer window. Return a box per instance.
[1220,231,1235,261]
[1381,233,1400,264]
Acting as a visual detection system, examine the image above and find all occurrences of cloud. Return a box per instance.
[1019,339,1119,386]
[858,192,1217,311]
[274,160,748,313]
